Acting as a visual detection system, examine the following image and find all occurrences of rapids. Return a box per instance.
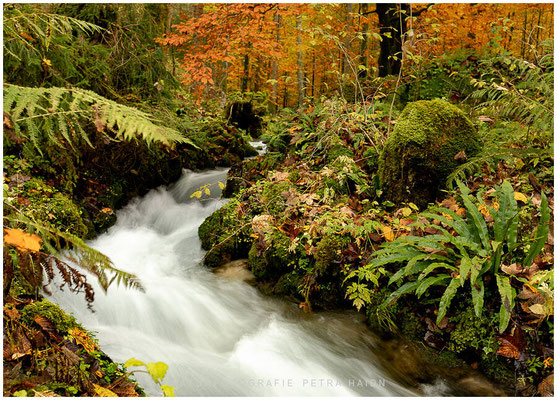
[47,167,449,396]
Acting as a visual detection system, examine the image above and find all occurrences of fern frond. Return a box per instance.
[4,84,196,151]
[3,8,104,61]
[4,212,143,294]
[446,146,551,188]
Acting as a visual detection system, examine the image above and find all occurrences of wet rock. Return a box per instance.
[214,259,255,282]
[457,375,506,397]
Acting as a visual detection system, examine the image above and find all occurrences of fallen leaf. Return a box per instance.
[514,192,528,203]
[68,327,99,354]
[3,229,41,252]
[454,150,467,161]
[528,303,545,315]
[501,263,523,275]
[496,337,520,359]
[538,374,554,397]
[93,384,118,397]
[381,225,394,242]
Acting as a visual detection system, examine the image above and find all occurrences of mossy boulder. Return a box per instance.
[379,100,481,207]
[21,299,81,333]
[23,178,88,237]
[198,201,251,268]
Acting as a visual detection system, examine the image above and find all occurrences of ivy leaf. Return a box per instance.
[161,384,176,397]
[146,362,168,383]
[124,357,146,368]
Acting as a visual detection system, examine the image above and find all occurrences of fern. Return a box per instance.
[446,146,551,188]
[347,180,550,333]
[3,7,104,61]
[471,43,554,136]
[4,84,196,154]
[4,210,143,305]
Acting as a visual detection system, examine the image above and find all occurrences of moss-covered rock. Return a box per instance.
[23,178,89,237]
[198,201,251,268]
[379,100,481,207]
[21,299,81,333]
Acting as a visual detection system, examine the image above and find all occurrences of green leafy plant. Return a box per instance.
[124,358,175,397]
[346,180,550,333]
[4,84,195,155]
[3,207,143,305]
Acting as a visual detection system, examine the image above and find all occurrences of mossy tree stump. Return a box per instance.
[379,100,481,208]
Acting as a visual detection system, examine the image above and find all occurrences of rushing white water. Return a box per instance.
[47,168,433,396]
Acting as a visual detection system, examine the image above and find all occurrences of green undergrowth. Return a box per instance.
[198,94,553,394]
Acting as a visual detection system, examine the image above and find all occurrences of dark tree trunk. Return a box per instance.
[241,54,249,92]
[377,3,407,77]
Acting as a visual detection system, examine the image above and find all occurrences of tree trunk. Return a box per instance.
[271,13,281,113]
[241,53,249,93]
[296,13,305,108]
[342,3,353,77]
[377,3,407,77]
[358,3,370,79]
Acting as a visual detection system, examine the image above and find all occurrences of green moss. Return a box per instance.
[274,270,304,296]
[379,100,481,207]
[363,147,380,171]
[198,200,251,268]
[21,299,81,333]
[314,235,348,275]
[479,357,515,385]
[23,178,88,237]
[400,310,427,341]
[366,288,401,336]
[260,181,291,214]
[326,144,354,163]
[447,307,498,357]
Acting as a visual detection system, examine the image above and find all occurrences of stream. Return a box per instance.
[47,160,455,396]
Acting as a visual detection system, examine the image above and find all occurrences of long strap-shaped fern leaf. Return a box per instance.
[4,84,195,153]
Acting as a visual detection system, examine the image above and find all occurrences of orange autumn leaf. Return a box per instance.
[68,327,99,354]
[496,337,520,359]
[3,228,41,252]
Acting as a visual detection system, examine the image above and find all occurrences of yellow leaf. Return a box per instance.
[68,327,99,354]
[204,188,210,196]
[218,181,225,190]
[401,207,412,217]
[529,303,545,315]
[190,191,202,199]
[3,228,41,252]
[514,192,528,203]
[381,225,394,242]
[161,384,175,397]
[478,204,490,217]
[93,384,117,397]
